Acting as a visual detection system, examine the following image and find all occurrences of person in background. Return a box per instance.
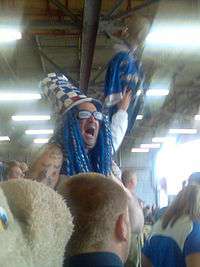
[121,169,143,267]
[59,173,132,267]
[5,161,24,180]
[122,169,138,193]
[142,185,200,267]
[20,162,29,177]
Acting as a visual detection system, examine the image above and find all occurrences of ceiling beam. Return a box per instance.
[80,0,102,92]
[35,35,47,74]
[34,44,79,86]
[48,0,81,27]
[110,0,160,20]
[103,0,126,19]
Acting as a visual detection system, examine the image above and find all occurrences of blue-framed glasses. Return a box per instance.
[77,110,103,121]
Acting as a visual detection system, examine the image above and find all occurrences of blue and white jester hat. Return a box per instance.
[40,73,102,114]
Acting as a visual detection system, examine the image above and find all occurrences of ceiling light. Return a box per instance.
[136,115,143,120]
[141,143,161,149]
[25,129,53,134]
[146,26,200,48]
[146,89,169,96]
[25,129,53,135]
[0,93,41,101]
[0,136,10,141]
[152,137,176,143]
[33,138,49,144]
[169,129,197,134]
[0,28,22,43]
[131,148,149,153]
[12,115,51,121]
[194,115,200,121]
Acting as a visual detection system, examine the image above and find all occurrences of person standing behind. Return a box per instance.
[122,169,143,267]
[5,161,24,180]
[122,170,138,193]
[142,185,200,267]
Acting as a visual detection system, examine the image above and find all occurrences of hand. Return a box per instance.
[117,89,132,111]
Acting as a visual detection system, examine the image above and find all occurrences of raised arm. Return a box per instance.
[26,143,63,189]
[111,89,131,152]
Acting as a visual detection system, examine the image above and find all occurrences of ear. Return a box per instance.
[115,213,129,242]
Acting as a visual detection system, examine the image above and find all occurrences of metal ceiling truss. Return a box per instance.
[48,0,81,28]
[103,0,126,20]
[80,0,102,92]
[111,0,161,20]
[34,39,79,86]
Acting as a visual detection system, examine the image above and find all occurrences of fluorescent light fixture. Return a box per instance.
[25,129,53,135]
[146,89,169,96]
[146,25,200,48]
[169,128,197,134]
[131,148,149,153]
[152,137,176,143]
[141,143,161,149]
[0,93,41,101]
[33,138,49,144]
[0,28,22,43]
[12,115,51,121]
[194,115,200,121]
[136,115,143,120]
[0,136,10,141]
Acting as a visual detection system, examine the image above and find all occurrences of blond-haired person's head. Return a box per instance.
[59,172,131,263]
[121,169,137,193]
[5,161,24,180]
[162,185,200,229]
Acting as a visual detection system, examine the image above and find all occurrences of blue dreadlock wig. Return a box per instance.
[53,106,113,176]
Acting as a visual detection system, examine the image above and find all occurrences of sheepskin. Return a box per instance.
[0,179,73,267]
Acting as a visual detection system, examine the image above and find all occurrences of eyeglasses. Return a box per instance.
[77,110,103,121]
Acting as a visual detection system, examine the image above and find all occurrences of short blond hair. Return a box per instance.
[59,172,128,256]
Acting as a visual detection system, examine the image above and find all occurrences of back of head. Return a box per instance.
[162,185,200,229]
[0,179,73,267]
[121,169,137,189]
[59,173,129,257]
[5,161,23,180]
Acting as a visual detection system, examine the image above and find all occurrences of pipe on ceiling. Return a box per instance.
[80,0,102,92]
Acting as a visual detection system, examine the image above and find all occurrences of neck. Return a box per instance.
[68,241,126,263]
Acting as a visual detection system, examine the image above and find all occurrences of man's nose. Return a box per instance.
[88,114,96,122]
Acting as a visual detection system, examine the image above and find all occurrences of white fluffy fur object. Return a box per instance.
[0,179,73,267]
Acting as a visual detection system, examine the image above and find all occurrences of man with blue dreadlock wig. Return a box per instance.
[27,73,113,189]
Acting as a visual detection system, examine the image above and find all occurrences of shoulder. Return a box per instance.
[184,220,200,256]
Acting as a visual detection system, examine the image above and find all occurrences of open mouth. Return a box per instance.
[85,126,95,137]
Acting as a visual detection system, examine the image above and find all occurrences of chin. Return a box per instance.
[86,144,96,150]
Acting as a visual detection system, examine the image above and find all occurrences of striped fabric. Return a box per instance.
[40,73,94,114]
